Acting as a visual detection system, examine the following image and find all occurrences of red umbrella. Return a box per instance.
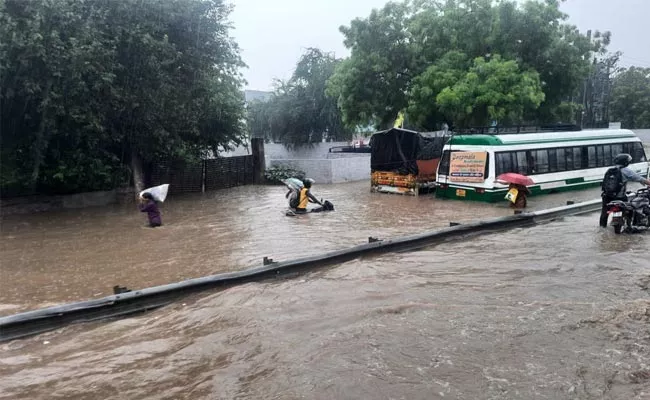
[496,173,534,186]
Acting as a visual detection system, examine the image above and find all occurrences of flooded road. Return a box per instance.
[0,181,605,314]
[1,212,649,399]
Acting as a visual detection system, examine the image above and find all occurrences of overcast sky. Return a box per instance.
[230,0,650,91]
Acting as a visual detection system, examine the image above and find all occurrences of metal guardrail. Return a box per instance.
[528,198,602,221]
[0,199,602,342]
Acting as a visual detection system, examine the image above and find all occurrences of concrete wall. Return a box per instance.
[269,155,370,184]
[226,141,370,184]
[268,159,333,184]
[223,142,350,160]
[331,157,371,183]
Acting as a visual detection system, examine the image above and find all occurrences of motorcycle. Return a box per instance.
[606,188,650,234]
[285,199,335,217]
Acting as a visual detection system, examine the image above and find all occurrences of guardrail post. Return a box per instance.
[113,285,131,294]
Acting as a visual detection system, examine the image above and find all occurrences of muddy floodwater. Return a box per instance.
[1,210,649,399]
[0,181,606,313]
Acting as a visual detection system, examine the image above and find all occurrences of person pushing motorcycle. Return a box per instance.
[600,153,650,227]
[293,178,323,213]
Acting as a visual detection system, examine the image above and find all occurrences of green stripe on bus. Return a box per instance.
[435,180,603,202]
[449,134,636,147]
[565,177,584,184]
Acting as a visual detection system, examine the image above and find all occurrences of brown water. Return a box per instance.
[0,181,605,314]
[1,211,649,399]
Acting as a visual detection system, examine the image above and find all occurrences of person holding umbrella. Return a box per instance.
[497,173,534,209]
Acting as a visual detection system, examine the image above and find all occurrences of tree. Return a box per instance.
[581,52,621,128]
[248,48,353,147]
[96,0,247,192]
[0,0,120,194]
[435,56,545,127]
[407,51,469,129]
[326,1,418,129]
[329,0,603,130]
[609,67,650,129]
[0,0,246,196]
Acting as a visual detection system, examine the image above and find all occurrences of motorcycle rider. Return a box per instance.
[599,153,650,227]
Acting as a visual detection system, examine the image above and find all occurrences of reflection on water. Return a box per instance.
[0,181,604,313]
[1,214,648,399]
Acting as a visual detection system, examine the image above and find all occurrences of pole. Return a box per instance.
[251,137,265,184]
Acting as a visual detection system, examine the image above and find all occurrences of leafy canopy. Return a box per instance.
[0,0,246,195]
[609,67,650,129]
[247,48,353,148]
[327,0,604,130]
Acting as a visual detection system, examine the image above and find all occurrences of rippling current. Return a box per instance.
[1,182,649,399]
[0,181,607,313]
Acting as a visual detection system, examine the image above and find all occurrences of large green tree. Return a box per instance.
[609,67,650,129]
[435,56,545,127]
[328,0,604,130]
[247,48,353,147]
[0,0,246,196]
[326,1,418,130]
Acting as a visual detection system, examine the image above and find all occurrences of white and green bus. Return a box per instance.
[435,127,649,202]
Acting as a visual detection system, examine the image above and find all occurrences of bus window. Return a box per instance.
[632,142,647,162]
[496,152,514,175]
[587,146,597,168]
[611,143,623,158]
[572,147,582,170]
[596,146,606,167]
[532,150,549,173]
[602,144,612,166]
[564,147,578,170]
[438,151,451,175]
[548,149,558,172]
[554,147,567,171]
[564,147,573,171]
[516,151,529,175]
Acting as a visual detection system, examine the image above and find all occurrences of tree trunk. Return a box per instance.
[131,152,145,199]
[251,137,266,184]
[30,79,53,188]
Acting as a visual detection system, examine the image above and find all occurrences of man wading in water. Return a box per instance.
[293,178,322,213]
[139,192,162,228]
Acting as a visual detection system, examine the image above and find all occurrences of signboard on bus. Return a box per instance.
[449,151,487,182]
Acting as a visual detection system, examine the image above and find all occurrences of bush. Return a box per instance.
[264,165,306,184]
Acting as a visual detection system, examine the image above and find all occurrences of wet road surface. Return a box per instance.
[1,212,649,399]
[0,181,606,314]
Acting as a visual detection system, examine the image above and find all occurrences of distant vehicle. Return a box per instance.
[328,145,371,154]
[436,125,649,202]
[369,128,450,196]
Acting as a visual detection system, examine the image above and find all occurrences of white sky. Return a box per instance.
[230,0,650,91]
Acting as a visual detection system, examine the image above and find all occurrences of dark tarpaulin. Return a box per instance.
[418,133,448,160]
[370,128,449,174]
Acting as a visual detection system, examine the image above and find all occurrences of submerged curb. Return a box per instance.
[0,199,601,342]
